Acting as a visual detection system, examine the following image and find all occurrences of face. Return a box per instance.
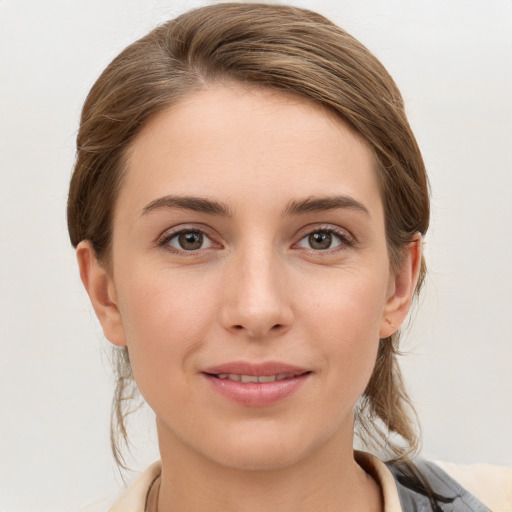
[81,84,416,471]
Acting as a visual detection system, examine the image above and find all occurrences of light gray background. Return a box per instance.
[1,1,511,511]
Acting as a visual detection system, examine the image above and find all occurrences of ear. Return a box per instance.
[379,234,423,338]
[76,240,127,347]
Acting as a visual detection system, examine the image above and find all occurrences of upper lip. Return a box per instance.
[202,361,310,377]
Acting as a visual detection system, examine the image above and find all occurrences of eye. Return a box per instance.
[296,229,348,251]
[164,229,214,251]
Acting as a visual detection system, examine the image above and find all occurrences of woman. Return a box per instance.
[67,3,510,511]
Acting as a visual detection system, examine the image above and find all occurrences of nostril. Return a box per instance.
[229,322,288,337]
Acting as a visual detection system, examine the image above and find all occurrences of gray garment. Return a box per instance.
[386,459,492,512]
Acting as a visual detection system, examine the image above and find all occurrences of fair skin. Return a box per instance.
[78,84,421,512]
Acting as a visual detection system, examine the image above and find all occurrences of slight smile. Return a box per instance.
[202,362,312,406]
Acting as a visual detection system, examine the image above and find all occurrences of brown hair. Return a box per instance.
[68,3,429,468]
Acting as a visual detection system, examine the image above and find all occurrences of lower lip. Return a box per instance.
[203,373,310,406]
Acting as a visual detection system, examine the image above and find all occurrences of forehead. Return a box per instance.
[118,84,381,220]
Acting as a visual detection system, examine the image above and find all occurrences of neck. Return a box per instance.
[154,422,382,512]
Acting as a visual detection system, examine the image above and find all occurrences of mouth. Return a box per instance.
[207,372,310,383]
[201,362,311,406]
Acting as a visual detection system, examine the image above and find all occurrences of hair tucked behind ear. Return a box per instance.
[110,347,141,471]
[67,3,430,470]
[357,333,420,460]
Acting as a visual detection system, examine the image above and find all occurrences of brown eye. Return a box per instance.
[165,230,213,251]
[308,232,332,250]
[179,231,203,250]
[296,229,347,251]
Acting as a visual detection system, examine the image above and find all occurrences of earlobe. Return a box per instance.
[76,241,127,347]
[379,234,422,338]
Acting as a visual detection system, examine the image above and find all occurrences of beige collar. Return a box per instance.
[354,451,402,512]
[108,460,161,512]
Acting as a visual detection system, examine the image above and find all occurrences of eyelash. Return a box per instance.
[157,225,355,255]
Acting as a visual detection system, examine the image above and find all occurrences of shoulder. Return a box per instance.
[387,457,511,512]
[435,460,512,512]
[108,461,161,512]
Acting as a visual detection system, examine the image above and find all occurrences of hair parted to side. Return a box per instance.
[68,3,429,469]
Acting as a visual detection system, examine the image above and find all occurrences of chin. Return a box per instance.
[199,421,340,472]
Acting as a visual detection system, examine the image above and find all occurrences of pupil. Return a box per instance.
[309,232,332,250]
[179,231,203,250]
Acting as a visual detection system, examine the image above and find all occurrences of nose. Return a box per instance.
[219,246,293,340]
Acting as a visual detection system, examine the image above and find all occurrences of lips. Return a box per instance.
[202,362,311,406]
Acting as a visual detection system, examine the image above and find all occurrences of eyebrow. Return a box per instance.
[283,195,370,217]
[141,194,369,218]
[142,195,233,217]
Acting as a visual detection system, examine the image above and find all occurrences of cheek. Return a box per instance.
[118,261,218,334]
[304,269,388,340]
[303,273,388,397]
[113,266,218,402]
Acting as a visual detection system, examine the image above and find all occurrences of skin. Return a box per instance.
[78,84,421,512]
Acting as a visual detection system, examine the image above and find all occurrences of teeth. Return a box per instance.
[216,373,300,382]
[258,375,277,383]
[240,375,259,383]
